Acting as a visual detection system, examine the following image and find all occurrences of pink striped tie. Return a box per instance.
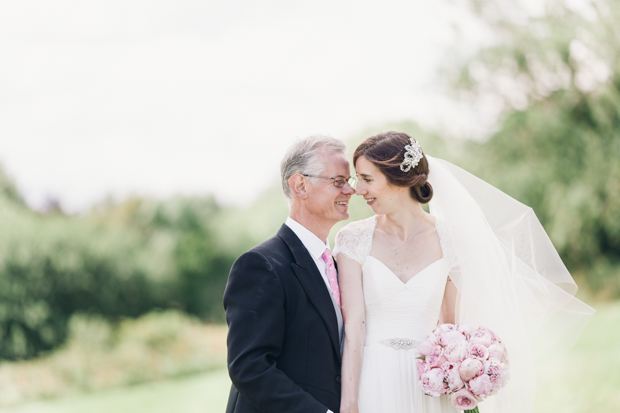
[321,249,341,307]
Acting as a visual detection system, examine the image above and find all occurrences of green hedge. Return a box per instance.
[0,191,235,360]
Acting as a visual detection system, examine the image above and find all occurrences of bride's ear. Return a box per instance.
[289,174,308,199]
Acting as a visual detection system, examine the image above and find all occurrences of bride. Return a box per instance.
[333,131,594,413]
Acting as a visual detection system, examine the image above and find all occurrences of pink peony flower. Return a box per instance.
[421,368,447,397]
[450,389,479,410]
[416,359,429,378]
[443,363,464,391]
[441,361,459,372]
[426,346,446,368]
[431,354,449,369]
[488,343,507,363]
[470,329,493,347]
[485,359,510,391]
[444,342,468,362]
[418,339,439,356]
[468,343,490,361]
[439,330,467,347]
[432,330,446,347]
[459,358,483,381]
[457,323,477,337]
[439,323,457,332]
[469,374,493,397]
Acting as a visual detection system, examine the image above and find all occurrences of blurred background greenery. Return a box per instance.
[1,0,619,412]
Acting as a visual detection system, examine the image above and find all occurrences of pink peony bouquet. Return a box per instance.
[416,324,510,413]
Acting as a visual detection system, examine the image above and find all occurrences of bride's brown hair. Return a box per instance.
[353,131,433,204]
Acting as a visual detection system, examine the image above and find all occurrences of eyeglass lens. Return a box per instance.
[333,177,357,188]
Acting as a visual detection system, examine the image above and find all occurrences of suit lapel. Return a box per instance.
[278,225,340,357]
[333,259,339,281]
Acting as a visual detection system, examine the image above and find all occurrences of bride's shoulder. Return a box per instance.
[333,216,376,264]
[431,215,455,238]
[430,215,458,265]
[336,215,377,237]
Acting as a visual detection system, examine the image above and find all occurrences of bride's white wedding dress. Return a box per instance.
[334,156,595,413]
[334,215,458,413]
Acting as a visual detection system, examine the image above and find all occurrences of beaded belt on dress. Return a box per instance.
[379,338,421,350]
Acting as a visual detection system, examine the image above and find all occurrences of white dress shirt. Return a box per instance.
[285,217,343,413]
[285,217,334,294]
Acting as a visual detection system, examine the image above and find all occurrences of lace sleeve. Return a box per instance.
[333,216,376,266]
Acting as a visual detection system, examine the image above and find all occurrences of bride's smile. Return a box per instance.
[355,155,416,215]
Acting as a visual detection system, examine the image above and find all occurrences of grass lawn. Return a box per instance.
[4,369,231,413]
[5,301,618,413]
[533,300,620,412]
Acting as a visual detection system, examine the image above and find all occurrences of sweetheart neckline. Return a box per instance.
[365,256,445,285]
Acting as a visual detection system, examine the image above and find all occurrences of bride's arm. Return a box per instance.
[439,276,457,325]
[336,254,365,413]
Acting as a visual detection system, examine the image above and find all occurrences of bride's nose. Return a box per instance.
[355,186,367,196]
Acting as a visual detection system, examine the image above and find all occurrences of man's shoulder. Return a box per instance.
[252,231,289,255]
[224,232,293,309]
[235,228,294,268]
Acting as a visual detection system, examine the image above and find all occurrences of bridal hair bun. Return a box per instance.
[353,131,433,204]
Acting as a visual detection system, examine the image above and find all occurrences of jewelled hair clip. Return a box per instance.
[400,138,423,172]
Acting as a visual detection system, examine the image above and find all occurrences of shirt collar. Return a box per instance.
[285,217,330,260]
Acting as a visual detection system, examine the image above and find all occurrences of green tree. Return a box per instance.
[0,199,171,359]
[447,0,620,296]
[90,196,236,322]
[0,165,25,207]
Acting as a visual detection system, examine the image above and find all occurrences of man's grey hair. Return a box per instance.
[280,135,347,199]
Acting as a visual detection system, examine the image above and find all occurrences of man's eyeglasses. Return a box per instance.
[302,174,357,188]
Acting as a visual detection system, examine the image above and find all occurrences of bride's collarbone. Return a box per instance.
[370,228,443,281]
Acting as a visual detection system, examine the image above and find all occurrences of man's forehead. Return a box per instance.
[319,152,350,175]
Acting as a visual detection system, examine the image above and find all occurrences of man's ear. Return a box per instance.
[288,174,308,199]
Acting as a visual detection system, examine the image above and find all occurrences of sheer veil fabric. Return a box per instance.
[426,156,595,413]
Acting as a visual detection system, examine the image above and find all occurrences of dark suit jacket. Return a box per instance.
[223,224,342,413]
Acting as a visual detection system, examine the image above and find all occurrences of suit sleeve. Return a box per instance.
[223,250,328,413]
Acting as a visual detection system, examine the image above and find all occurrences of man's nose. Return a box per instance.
[342,182,355,195]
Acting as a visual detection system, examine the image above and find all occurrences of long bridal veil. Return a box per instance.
[426,156,595,413]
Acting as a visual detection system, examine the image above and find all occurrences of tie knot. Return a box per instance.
[321,249,332,263]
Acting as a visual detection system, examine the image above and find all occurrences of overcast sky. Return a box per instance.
[0,0,486,212]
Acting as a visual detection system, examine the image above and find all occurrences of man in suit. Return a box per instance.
[223,135,355,413]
